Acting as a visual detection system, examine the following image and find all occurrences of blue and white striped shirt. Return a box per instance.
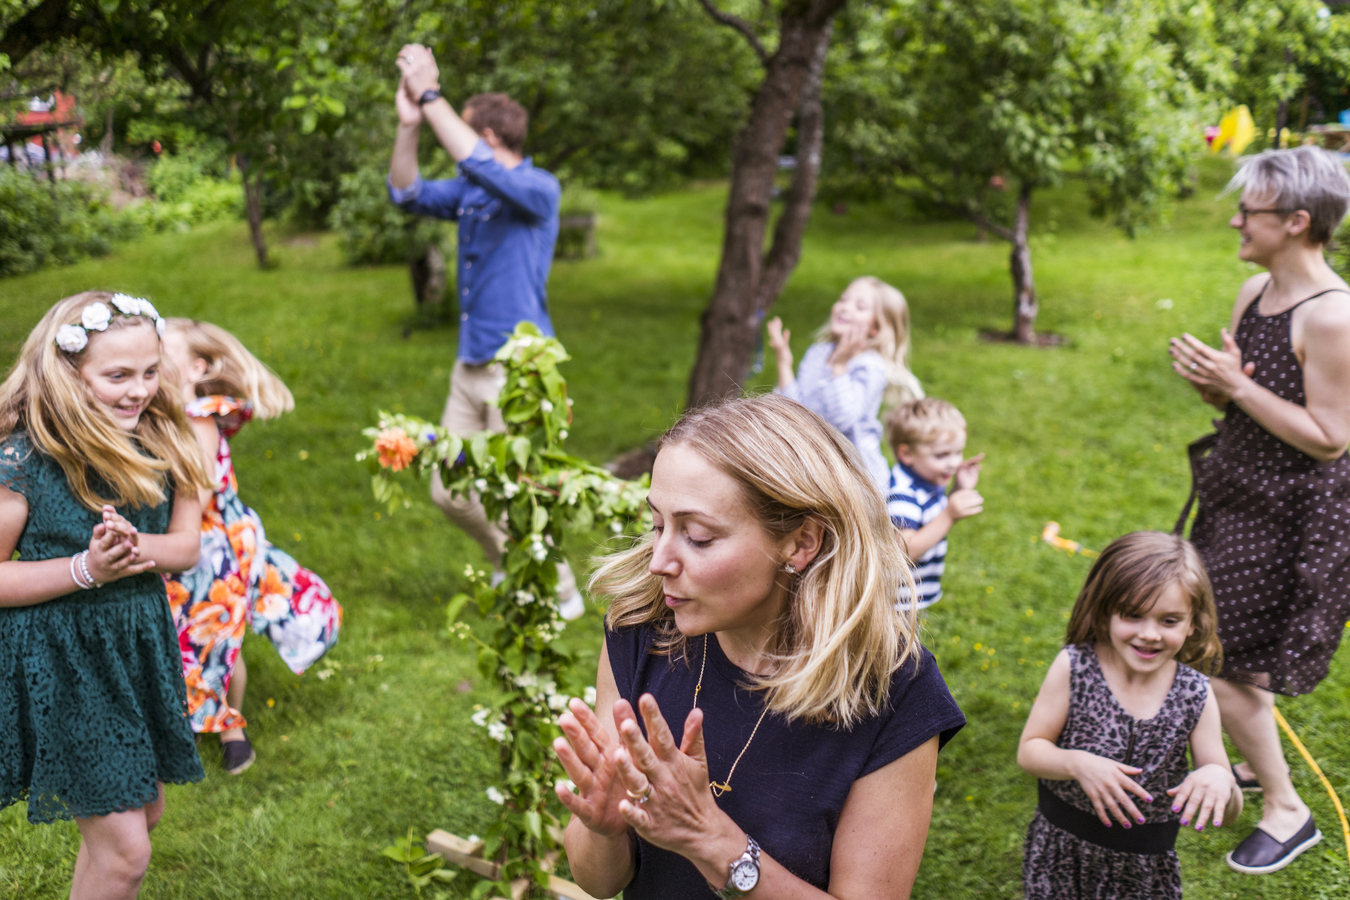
[887,461,948,608]
[779,343,890,492]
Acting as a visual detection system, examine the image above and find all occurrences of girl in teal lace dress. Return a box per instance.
[0,292,212,900]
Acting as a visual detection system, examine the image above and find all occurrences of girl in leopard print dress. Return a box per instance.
[1017,532,1243,899]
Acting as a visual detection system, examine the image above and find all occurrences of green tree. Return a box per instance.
[684,0,848,408]
[826,0,1200,342]
[1,0,355,267]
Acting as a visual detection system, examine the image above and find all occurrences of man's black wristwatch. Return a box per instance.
[713,834,760,898]
[417,88,442,106]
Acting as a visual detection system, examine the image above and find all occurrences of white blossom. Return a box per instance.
[531,542,548,562]
[548,693,570,711]
[487,722,508,742]
[474,478,488,492]
[514,672,538,689]
[55,324,88,353]
[514,590,536,606]
[559,430,568,440]
[155,317,166,338]
[486,787,505,805]
[502,482,519,498]
[611,521,623,534]
[540,400,554,413]
[139,299,159,320]
[471,708,490,727]
[81,302,112,332]
[583,686,597,706]
[109,293,142,316]
[317,669,333,681]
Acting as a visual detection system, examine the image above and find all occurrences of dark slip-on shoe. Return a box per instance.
[222,734,256,775]
[1226,815,1321,874]
[1232,763,1262,793]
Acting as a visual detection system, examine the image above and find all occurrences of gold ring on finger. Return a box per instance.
[625,782,652,805]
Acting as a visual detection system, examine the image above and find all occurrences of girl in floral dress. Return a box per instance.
[162,319,341,774]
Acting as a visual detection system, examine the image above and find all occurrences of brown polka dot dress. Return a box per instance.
[1186,285,1350,696]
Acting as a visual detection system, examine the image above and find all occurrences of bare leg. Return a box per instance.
[70,784,163,900]
[221,655,247,744]
[1212,677,1310,840]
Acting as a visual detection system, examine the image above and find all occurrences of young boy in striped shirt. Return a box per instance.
[885,398,985,609]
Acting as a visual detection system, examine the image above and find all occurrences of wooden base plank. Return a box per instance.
[424,829,606,900]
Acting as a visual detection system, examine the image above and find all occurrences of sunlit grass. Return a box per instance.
[1,156,1345,899]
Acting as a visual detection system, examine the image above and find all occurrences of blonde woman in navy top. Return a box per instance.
[552,396,964,899]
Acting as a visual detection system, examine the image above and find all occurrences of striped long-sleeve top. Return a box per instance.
[779,342,890,492]
[887,461,949,608]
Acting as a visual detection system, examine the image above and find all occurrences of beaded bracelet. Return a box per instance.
[69,553,90,589]
[78,550,102,588]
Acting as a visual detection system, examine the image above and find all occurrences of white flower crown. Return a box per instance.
[55,294,166,354]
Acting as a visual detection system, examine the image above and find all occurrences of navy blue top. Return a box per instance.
[605,624,965,898]
[388,139,561,363]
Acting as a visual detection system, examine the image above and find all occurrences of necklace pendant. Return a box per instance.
[710,781,732,797]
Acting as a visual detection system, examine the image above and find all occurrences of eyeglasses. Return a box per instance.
[1236,204,1296,225]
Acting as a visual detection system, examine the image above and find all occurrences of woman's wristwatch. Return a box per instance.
[713,834,760,898]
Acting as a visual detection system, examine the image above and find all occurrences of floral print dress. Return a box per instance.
[166,397,341,733]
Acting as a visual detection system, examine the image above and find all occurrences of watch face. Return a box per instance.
[731,859,759,891]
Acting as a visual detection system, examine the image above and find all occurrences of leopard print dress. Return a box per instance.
[1022,645,1208,900]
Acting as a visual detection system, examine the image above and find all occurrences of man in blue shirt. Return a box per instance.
[389,44,581,617]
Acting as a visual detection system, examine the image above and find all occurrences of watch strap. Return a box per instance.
[417,88,442,106]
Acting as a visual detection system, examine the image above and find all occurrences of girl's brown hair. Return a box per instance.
[0,291,211,510]
[165,318,294,418]
[593,394,919,727]
[1065,531,1222,675]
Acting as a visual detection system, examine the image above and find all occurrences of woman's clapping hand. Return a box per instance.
[553,697,630,837]
[1170,330,1256,410]
[555,693,738,866]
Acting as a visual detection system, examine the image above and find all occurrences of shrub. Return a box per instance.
[0,168,131,277]
[329,166,448,266]
[131,151,244,233]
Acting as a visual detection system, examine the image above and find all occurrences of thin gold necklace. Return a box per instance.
[695,634,771,798]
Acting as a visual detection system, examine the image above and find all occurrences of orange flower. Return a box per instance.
[166,579,191,617]
[375,428,418,472]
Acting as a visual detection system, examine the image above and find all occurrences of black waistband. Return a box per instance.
[1038,783,1179,855]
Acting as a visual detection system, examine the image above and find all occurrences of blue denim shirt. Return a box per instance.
[388,139,561,363]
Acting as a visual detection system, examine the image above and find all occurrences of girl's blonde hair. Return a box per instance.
[593,394,920,728]
[1065,531,1223,675]
[165,318,294,418]
[817,276,924,406]
[0,292,211,510]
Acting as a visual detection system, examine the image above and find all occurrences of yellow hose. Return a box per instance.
[1273,706,1350,864]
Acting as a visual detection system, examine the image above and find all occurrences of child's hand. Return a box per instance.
[86,520,155,584]
[767,317,791,355]
[946,488,984,521]
[1166,763,1237,830]
[829,316,871,374]
[101,506,139,548]
[954,453,985,491]
[1070,750,1152,828]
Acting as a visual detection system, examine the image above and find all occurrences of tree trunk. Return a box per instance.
[1010,184,1037,344]
[239,158,270,269]
[101,106,114,158]
[410,242,447,311]
[685,0,845,410]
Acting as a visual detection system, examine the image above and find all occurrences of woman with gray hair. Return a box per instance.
[1170,145,1350,875]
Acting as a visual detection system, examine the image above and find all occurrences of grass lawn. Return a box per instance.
[2,156,1348,900]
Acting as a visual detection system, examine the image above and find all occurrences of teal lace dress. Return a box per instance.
[0,432,203,823]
